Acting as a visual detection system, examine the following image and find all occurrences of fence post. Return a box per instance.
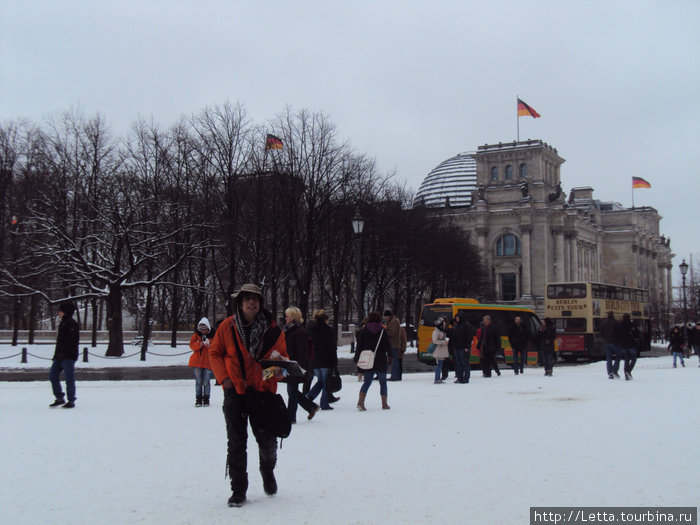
[21,347,27,363]
[83,347,89,362]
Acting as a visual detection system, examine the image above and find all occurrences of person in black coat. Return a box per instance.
[354,311,392,410]
[538,317,557,377]
[449,313,475,383]
[617,313,639,379]
[49,301,80,408]
[668,325,685,368]
[477,315,501,378]
[508,315,529,375]
[283,307,320,422]
[306,310,338,410]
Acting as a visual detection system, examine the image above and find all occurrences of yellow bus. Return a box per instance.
[545,281,651,360]
[417,298,542,368]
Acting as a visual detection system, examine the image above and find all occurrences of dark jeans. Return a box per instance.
[481,351,500,377]
[360,371,388,395]
[286,380,317,421]
[512,346,526,373]
[390,348,401,380]
[605,343,621,375]
[50,359,76,402]
[621,347,637,373]
[453,347,467,381]
[222,389,277,494]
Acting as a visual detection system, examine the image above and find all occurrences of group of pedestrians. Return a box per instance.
[599,311,640,380]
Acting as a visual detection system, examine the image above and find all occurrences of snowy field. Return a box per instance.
[1,353,698,525]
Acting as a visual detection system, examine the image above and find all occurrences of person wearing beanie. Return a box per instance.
[49,301,80,408]
[189,317,213,406]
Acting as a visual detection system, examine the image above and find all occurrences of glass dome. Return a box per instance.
[413,152,477,208]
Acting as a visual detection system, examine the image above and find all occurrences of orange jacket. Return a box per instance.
[188,333,212,369]
[208,313,288,395]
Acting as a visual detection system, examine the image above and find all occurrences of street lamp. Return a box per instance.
[679,259,689,349]
[352,209,365,329]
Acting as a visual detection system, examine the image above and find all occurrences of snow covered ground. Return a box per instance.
[1,353,698,524]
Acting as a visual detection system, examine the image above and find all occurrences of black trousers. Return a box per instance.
[223,389,277,493]
[481,351,500,377]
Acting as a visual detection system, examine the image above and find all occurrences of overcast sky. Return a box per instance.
[1,0,698,286]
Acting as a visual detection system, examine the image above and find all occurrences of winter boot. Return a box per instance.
[261,469,277,495]
[381,395,391,410]
[49,397,65,408]
[227,491,246,507]
[63,401,75,409]
[357,391,367,411]
[195,396,203,407]
[203,395,210,406]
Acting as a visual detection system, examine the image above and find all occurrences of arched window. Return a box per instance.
[505,165,513,180]
[519,163,528,179]
[495,234,521,256]
[490,166,498,181]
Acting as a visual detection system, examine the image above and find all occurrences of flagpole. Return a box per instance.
[516,95,520,141]
[631,177,635,209]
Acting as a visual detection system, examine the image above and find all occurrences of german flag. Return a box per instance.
[265,134,283,150]
[517,98,541,119]
[632,176,651,189]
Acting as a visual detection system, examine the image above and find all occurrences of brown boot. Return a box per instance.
[381,395,390,410]
[357,391,367,411]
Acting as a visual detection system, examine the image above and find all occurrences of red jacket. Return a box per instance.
[188,333,212,369]
[208,313,288,395]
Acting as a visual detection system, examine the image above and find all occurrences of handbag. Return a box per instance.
[326,366,342,393]
[231,323,292,439]
[426,342,437,354]
[357,330,384,370]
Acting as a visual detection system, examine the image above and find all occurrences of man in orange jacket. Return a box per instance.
[208,284,288,508]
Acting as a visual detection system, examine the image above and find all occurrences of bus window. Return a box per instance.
[592,284,604,299]
[547,284,586,298]
[420,305,453,327]
[554,318,587,333]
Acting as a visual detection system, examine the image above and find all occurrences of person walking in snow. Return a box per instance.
[49,301,80,409]
[508,315,529,375]
[668,325,685,368]
[478,315,501,378]
[208,284,289,508]
[189,317,213,406]
[283,306,320,422]
[431,317,450,383]
[354,311,392,410]
[306,309,338,411]
[537,317,556,377]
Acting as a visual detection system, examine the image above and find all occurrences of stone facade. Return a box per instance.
[429,139,673,317]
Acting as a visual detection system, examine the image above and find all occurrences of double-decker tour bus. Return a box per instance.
[418,298,541,368]
[545,282,651,360]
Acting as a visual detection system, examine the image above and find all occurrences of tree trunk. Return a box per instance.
[105,285,125,356]
[91,297,98,347]
[170,284,178,348]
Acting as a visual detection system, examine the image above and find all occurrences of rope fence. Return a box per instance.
[0,347,192,365]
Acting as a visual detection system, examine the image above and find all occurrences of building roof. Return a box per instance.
[413,152,477,208]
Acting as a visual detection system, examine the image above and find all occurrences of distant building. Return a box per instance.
[414,139,674,321]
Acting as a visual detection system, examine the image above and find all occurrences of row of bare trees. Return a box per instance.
[0,102,489,355]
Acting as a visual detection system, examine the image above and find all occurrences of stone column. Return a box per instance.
[569,232,579,281]
[520,224,532,297]
[553,227,565,282]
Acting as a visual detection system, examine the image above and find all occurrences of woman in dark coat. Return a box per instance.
[538,317,557,377]
[283,307,320,422]
[306,309,338,410]
[353,311,392,410]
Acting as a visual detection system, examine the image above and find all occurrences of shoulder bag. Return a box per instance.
[357,329,384,370]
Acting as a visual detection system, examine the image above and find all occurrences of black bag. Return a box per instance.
[245,387,292,439]
[326,367,342,393]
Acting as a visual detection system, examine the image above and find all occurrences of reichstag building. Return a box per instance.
[414,139,673,317]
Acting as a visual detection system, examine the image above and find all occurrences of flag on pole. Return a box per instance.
[632,176,651,189]
[517,98,541,119]
[265,134,284,150]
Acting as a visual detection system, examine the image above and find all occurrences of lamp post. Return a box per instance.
[352,210,365,328]
[679,259,689,350]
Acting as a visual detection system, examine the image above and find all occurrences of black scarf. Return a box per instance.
[234,310,268,359]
